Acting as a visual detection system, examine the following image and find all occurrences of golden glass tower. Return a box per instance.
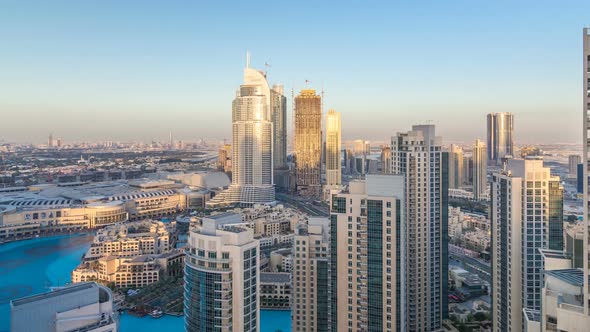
[294,89,322,197]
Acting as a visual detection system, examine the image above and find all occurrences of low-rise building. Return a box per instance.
[260,272,291,310]
[83,219,174,261]
[10,282,118,332]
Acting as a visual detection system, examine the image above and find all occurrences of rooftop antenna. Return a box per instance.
[264,60,271,76]
[246,51,250,68]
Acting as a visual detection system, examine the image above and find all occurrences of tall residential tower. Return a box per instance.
[490,159,560,331]
[330,175,405,332]
[292,217,330,332]
[325,109,341,186]
[390,124,448,331]
[184,213,260,332]
[473,139,488,200]
[271,84,287,170]
[448,144,464,189]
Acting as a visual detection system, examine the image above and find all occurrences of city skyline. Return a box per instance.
[2,1,590,144]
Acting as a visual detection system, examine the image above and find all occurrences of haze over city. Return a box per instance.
[2,0,590,144]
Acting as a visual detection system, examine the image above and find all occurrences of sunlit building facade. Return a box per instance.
[473,139,487,200]
[325,109,341,186]
[295,89,322,197]
[448,144,463,189]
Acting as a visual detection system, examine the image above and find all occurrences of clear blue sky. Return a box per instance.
[1,0,589,144]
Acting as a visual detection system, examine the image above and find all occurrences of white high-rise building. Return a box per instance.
[291,217,330,332]
[329,174,405,331]
[325,109,341,186]
[491,159,560,331]
[473,139,488,200]
[11,282,118,332]
[184,213,260,332]
[208,61,275,207]
[390,124,448,331]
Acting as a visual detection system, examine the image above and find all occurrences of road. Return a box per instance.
[276,193,329,217]
[450,254,491,284]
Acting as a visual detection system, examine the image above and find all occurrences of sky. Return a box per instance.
[1,0,589,145]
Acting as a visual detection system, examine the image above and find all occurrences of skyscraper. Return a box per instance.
[548,177,564,251]
[487,112,514,165]
[294,89,322,197]
[207,62,275,207]
[271,84,287,170]
[48,133,53,147]
[325,109,341,186]
[583,27,590,316]
[390,124,448,331]
[184,213,259,332]
[381,146,391,174]
[292,217,330,332]
[462,155,473,186]
[490,159,560,331]
[472,139,487,200]
[569,154,581,176]
[448,144,464,189]
[330,174,405,332]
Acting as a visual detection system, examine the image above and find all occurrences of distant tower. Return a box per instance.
[472,139,487,200]
[271,84,287,169]
[294,89,322,197]
[48,133,53,147]
[325,109,341,186]
[487,112,514,165]
[169,131,173,149]
[448,144,464,189]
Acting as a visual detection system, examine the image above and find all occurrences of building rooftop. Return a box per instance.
[260,272,291,284]
[11,282,96,307]
[207,212,240,220]
[223,226,249,233]
[540,249,571,260]
[545,269,584,287]
[523,308,541,322]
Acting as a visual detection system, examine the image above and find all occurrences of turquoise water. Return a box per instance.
[0,235,291,332]
[0,234,94,332]
[120,310,291,332]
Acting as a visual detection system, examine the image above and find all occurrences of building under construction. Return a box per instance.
[294,89,322,197]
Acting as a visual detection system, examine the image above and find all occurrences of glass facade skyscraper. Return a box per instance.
[325,109,341,186]
[184,213,259,332]
[487,112,514,165]
[294,89,322,198]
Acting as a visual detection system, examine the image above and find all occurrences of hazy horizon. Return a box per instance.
[1,1,589,145]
